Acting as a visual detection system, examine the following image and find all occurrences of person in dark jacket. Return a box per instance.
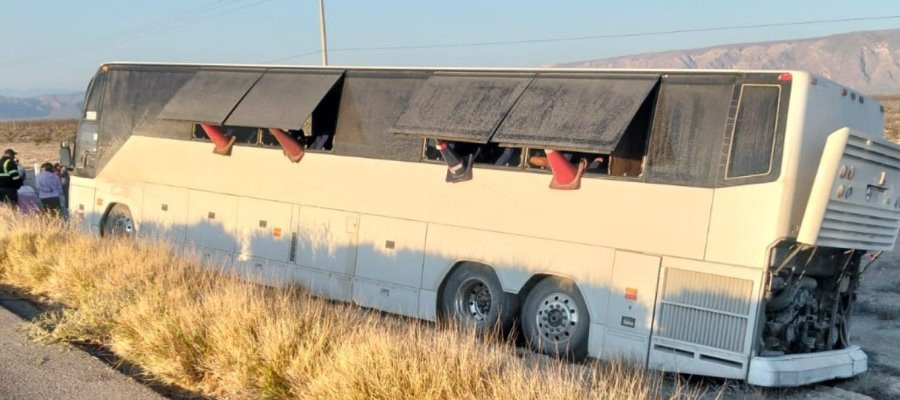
[0,149,23,208]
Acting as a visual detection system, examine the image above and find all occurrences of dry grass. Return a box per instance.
[0,208,705,400]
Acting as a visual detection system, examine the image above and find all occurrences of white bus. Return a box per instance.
[60,63,899,387]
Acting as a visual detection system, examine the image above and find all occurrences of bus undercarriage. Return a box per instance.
[762,243,863,356]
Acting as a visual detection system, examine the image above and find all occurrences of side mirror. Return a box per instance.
[59,140,73,168]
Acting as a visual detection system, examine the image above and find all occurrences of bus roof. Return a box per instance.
[99,61,816,79]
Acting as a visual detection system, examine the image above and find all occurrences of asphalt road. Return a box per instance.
[0,292,165,400]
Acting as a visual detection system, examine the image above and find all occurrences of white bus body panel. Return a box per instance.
[747,346,867,387]
[68,179,97,234]
[798,128,900,251]
[100,137,715,262]
[141,184,188,243]
[603,251,661,361]
[648,258,763,380]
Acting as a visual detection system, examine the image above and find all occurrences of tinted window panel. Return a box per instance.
[494,74,658,153]
[726,85,779,178]
[647,77,734,187]
[333,71,429,161]
[192,124,259,144]
[224,71,343,129]
[84,72,106,120]
[392,73,532,143]
[158,70,262,124]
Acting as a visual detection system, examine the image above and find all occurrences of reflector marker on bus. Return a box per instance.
[268,128,305,163]
[200,123,237,156]
[625,287,638,301]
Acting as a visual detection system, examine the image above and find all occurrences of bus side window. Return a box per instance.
[303,81,343,152]
[75,70,107,170]
[225,126,260,144]
[422,139,522,167]
[526,149,608,174]
[83,71,106,121]
[192,124,260,145]
[725,85,780,179]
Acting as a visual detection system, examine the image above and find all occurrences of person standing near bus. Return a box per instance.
[36,162,62,213]
[0,149,23,208]
[54,163,70,218]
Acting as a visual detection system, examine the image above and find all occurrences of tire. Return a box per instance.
[521,277,590,361]
[439,263,519,336]
[102,204,135,238]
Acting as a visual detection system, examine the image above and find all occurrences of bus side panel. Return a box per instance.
[140,183,188,243]
[68,177,98,235]
[351,215,427,317]
[648,258,764,380]
[603,251,661,362]
[184,190,239,275]
[705,182,784,267]
[293,205,359,301]
[234,197,294,286]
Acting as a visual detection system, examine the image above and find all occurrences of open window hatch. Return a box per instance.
[158,68,345,161]
[391,71,660,189]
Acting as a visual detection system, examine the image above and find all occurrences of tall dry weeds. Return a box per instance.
[0,207,704,399]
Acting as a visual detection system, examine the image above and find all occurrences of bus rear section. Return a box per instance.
[749,128,900,386]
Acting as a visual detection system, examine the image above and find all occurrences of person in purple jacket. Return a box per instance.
[36,162,62,213]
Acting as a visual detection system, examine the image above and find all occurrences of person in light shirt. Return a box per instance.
[36,162,62,213]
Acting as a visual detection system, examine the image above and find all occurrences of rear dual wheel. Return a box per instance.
[521,277,590,361]
[439,263,519,336]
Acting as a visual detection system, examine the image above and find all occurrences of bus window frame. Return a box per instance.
[75,70,108,172]
[723,84,782,180]
[715,76,790,188]
[420,138,526,171]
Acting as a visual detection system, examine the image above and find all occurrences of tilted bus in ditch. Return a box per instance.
[60,63,899,386]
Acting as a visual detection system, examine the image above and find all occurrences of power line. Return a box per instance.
[266,14,900,63]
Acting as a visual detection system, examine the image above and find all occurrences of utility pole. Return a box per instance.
[318,0,328,66]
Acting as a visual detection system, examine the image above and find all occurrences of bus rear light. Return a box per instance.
[778,73,792,81]
[273,227,282,238]
[268,128,305,163]
[96,198,103,206]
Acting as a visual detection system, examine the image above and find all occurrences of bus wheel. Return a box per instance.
[439,263,518,336]
[521,277,590,361]
[103,204,135,238]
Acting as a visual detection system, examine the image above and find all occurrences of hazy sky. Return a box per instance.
[2,0,899,91]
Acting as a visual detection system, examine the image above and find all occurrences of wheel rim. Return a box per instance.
[456,278,492,322]
[535,292,580,345]
[108,213,134,237]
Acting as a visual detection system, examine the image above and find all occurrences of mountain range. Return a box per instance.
[555,28,900,94]
[0,93,83,120]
